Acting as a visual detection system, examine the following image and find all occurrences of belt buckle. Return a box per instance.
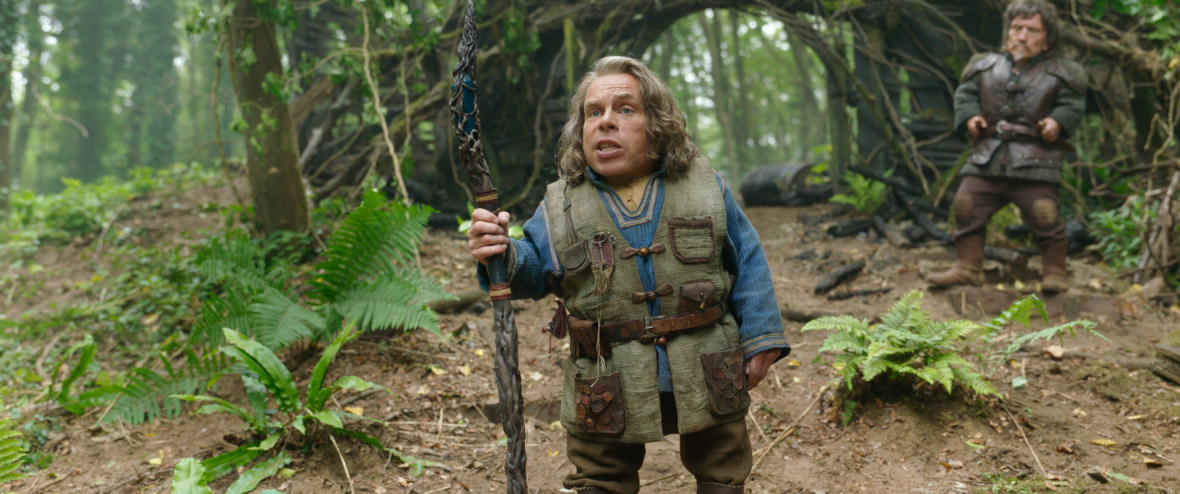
[638,317,656,344]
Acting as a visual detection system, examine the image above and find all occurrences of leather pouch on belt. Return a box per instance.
[700,348,750,416]
[574,372,625,434]
[679,281,717,312]
[563,238,590,276]
[568,318,609,358]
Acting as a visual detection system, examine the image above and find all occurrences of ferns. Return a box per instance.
[54,190,451,427]
[73,350,227,425]
[803,290,998,399]
[0,411,27,485]
[195,189,452,348]
[804,291,1100,406]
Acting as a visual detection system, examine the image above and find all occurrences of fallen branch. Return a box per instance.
[427,288,487,314]
[827,287,893,301]
[814,262,866,295]
[779,307,841,323]
[1003,405,1047,478]
[871,215,910,248]
[752,384,827,473]
[827,219,874,238]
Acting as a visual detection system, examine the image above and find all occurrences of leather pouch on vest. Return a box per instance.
[569,318,610,358]
[700,348,750,416]
[563,239,591,277]
[574,372,625,435]
[679,280,717,312]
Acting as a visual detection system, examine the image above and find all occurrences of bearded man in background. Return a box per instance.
[928,0,1088,293]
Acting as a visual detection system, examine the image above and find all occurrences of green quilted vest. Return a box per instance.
[545,159,747,443]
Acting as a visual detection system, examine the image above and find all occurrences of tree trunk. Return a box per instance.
[12,0,40,176]
[700,11,739,175]
[0,0,18,210]
[224,0,309,235]
[789,39,825,162]
[727,11,755,170]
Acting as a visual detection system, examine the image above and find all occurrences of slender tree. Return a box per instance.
[11,0,41,175]
[0,0,18,209]
[127,0,179,168]
[56,0,121,181]
[700,10,739,175]
[224,0,309,235]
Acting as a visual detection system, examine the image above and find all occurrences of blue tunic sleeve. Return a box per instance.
[717,174,791,360]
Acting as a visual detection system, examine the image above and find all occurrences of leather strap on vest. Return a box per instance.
[568,302,727,358]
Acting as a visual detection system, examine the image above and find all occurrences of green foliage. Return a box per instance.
[170,458,213,494]
[803,291,997,397]
[195,190,451,348]
[804,292,1104,414]
[172,326,433,488]
[1092,0,1180,79]
[1,164,218,254]
[830,170,889,214]
[73,349,227,425]
[976,294,1106,378]
[0,409,27,485]
[1089,196,1156,271]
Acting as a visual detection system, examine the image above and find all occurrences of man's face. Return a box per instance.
[1006,14,1049,62]
[581,73,652,185]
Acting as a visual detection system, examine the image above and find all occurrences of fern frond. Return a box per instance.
[802,315,868,334]
[82,351,228,425]
[861,357,890,382]
[334,270,451,334]
[816,331,868,355]
[865,341,912,362]
[949,365,1000,397]
[312,191,434,304]
[0,417,27,484]
[878,291,925,332]
[248,287,322,350]
[942,319,983,341]
[981,294,1046,333]
[196,230,275,292]
[194,287,256,348]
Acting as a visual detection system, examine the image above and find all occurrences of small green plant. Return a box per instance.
[1089,195,1155,271]
[976,294,1105,383]
[0,406,28,487]
[803,291,999,397]
[804,292,1105,411]
[171,326,432,490]
[830,170,888,214]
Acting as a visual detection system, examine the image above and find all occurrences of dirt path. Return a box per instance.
[7,196,1180,493]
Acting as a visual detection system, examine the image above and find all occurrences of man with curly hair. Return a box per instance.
[467,56,788,493]
[929,0,1087,293]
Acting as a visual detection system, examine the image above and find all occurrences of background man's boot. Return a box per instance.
[1040,242,1068,293]
[928,235,985,287]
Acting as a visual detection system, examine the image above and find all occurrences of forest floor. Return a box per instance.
[5,178,1180,494]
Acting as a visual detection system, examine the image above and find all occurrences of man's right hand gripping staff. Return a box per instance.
[468,208,511,266]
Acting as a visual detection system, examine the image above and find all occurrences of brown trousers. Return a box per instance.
[952,175,1066,245]
[562,392,752,493]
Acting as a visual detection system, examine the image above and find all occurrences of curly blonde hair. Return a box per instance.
[556,56,699,185]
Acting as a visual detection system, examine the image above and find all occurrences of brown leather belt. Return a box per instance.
[569,302,727,358]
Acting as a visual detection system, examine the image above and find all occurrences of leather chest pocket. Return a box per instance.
[667,216,716,264]
[700,348,750,416]
[574,372,625,434]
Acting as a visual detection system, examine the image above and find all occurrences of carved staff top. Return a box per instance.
[450,0,498,218]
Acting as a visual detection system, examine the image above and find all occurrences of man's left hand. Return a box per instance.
[744,349,781,390]
[1037,117,1060,143]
